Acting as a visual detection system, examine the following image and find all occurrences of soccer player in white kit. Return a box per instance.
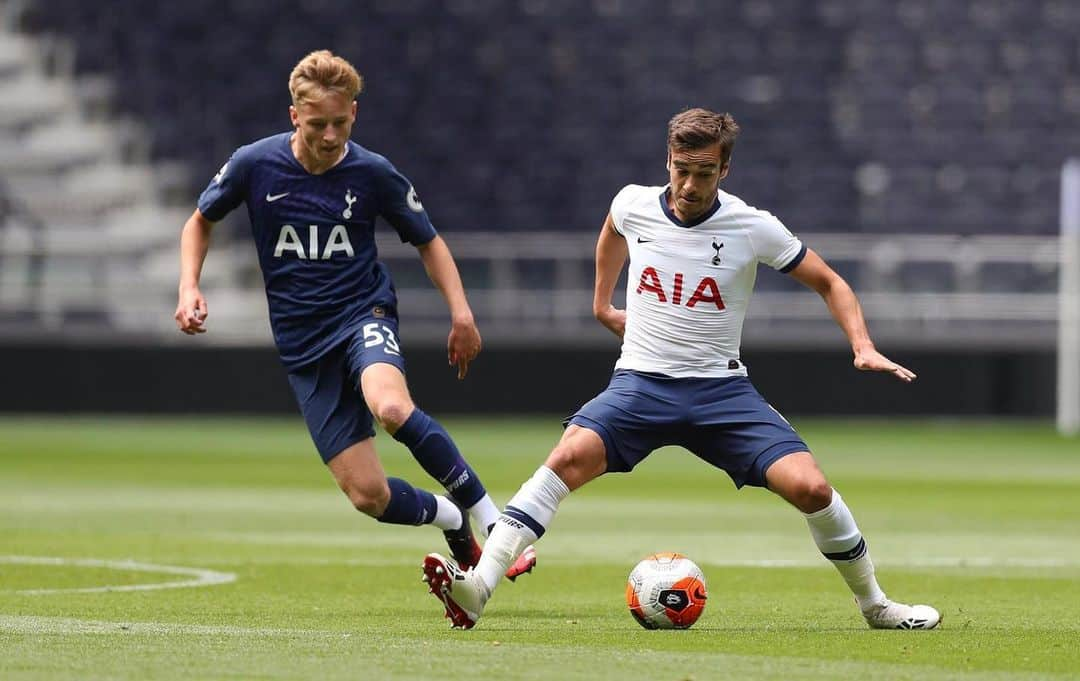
[421,108,940,631]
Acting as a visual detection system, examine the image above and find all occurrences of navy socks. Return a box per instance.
[393,409,486,508]
[377,477,437,525]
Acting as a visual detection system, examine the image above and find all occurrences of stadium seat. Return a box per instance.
[10,0,1079,239]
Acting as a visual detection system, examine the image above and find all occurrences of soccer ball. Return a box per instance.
[625,552,707,629]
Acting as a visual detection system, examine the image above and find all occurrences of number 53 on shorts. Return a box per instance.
[363,322,401,356]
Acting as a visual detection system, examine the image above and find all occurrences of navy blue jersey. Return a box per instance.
[197,133,437,368]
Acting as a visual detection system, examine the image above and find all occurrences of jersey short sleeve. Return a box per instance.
[609,184,642,237]
[748,208,806,272]
[374,157,437,246]
[197,145,256,222]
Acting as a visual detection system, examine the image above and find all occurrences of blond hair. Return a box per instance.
[667,108,740,166]
[288,50,364,106]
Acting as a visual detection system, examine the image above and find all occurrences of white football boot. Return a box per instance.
[862,599,941,630]
[421,553,491,629]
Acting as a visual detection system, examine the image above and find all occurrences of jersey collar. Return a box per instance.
[285,134,351,175]
[659,186,722,228]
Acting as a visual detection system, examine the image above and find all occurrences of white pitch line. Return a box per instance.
[0,615,343,638]
[699,557,1076,568]
[0,555,236,595]
[182,552,1078,570]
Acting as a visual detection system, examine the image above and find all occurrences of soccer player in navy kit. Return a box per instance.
[174,50,533,579]
[421,108,939,630]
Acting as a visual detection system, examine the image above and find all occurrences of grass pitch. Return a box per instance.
[1,416,1078,680]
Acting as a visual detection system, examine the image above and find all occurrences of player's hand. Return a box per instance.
[175,286,208,335]
[447,315,481,380]
[595,305,627,339]
[854,348,916,383]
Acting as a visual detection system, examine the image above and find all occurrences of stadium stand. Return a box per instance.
[12,0,1079,239]
[0,0,1074,345]
[0,22,192,334]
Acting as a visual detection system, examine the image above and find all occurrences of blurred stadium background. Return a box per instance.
[2,4,1080,678]
[0,0,1077,425]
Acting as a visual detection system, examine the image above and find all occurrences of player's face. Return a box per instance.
[666,143,729,222]
[290,91,357,170]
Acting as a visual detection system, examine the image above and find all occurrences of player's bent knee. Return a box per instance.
[784,477,832,513]
[343,480,391,517]
[372,402,413,433]
[545,434,606,490]
[802,479,833,511]
[766,452,833,512]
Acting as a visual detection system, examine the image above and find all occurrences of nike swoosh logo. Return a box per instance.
[637,237,653,243]
[266,192,290,202]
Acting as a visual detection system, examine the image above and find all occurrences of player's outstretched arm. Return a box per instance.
[174,209,215,335]
[416,235,481,379]
[592,213,629,338]
[787,248,916,383]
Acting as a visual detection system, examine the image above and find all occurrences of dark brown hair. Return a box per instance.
[667,108,740,166]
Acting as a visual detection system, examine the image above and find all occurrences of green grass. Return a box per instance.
[1,416,1078,680]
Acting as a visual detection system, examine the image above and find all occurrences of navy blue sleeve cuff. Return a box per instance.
[779,244,808,273]
[409,230,437,246]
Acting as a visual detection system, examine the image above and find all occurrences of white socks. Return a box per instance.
[475,466,569,591]
[431,495,464,531]
[430,494,500,535]
[467,494,501,538]
[804,489,886,610]
[502,465,570,532]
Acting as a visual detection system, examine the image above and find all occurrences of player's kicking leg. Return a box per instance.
[440,502,539,576]
[289,344,499,569]
[765,452,941,630]
[421,474,558,629]
[391,414,537,577]
[360,363,536,577]
[421,426,604,628]
[328,439,477,541]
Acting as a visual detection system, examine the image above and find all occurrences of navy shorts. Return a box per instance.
[285,314,407,463]
[567,370,809,488]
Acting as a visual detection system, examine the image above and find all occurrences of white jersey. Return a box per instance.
[610,184,805,378]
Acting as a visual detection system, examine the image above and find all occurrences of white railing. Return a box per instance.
[369,231,1062,350]
[0,226,1064,350]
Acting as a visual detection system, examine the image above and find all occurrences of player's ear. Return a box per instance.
[289,105,299,128]
[350,100,357,118]
[718,162,730,181]
[665,151,671,172]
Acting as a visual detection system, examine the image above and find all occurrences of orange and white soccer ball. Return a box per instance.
[625,552,707,629]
